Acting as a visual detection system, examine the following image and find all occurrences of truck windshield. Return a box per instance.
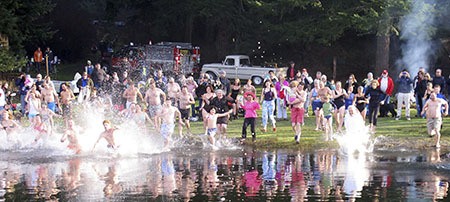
[240,58,251,66]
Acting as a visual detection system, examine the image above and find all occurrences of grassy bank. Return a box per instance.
[186,109,449,151]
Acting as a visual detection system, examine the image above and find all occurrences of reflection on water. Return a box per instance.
[0,148,449,201]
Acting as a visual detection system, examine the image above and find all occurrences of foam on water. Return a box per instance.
[0,96,240,157]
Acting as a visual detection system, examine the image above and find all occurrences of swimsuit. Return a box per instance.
[179,108,190,120]
[355,96,366,112]
[333,90,345,109]
[147,104,162,117]
[160,123,175,139]
[207,128,217,136]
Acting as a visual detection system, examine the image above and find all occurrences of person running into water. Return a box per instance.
[178,86,195,136]
[365,80,385,134]
[60,119,81,154]
[159,98,183,150]
[144,78,166,130]
[422,92,448,148]
[39,104,61,135]
[287,81,307,144]
[92,120,120,151]
[122,80,143,109]
[60,83,76,125]
[322,96,335,141]
[240,91,260,142]
[41,82,61,112]
[202,107,233,149]
[33,114,48,143]
[353,86,368,121]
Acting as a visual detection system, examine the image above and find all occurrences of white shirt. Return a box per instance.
[380,77,388,93]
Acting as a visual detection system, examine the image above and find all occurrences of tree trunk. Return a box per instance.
[332,56,337,80]
[375,35,390,75]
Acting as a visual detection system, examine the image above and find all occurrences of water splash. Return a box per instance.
[334,108,375,156]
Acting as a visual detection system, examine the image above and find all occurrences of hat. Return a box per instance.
[218,70,226,75]
[87,60,91,65]
[244,91,256,99]
[382,69,388,74]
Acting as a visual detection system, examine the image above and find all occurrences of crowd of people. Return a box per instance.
[0,59,449,152]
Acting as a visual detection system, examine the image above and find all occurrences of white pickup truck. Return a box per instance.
[201,55,285,85]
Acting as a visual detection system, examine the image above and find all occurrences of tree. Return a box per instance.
[0,0,55,71]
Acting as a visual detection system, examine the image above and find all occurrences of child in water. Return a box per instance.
[202,107,233,149]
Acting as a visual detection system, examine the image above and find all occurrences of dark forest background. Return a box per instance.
[2,0,450,81]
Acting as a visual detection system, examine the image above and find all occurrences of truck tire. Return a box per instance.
[252,76,263,85]
[206,71,217,80]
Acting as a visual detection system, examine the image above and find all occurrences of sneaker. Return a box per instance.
[273,127,277,132]
[295,135,300,144]
[252,136,256,142]
[395,116,400,120]
[406,116,411,120]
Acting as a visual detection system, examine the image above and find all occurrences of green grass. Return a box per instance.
[186,109,448,151]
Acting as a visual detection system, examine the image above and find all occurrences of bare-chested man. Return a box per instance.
[287,81,307,144]
[422,92,449,148]
[92,120,119,151]
[144,78,166,129]
[167,77,181,106]
[41,82,61,112]
[122,80,143,109]
[61,119,81,154]
[159,99,182,150]
[178,85,195,136]
[60,83,76,119]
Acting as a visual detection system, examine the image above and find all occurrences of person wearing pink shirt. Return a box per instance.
[241,91,261,142]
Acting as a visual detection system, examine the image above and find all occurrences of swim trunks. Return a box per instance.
[291,107,304,124]
[207,128,217,136]
[147,104,162,117]
[179,108,190,120]
[427,117,442,134]
[160,123,175,139]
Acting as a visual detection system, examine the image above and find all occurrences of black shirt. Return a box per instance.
[365,87,385,108]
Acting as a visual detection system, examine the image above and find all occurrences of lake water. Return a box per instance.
[0,146,449,201]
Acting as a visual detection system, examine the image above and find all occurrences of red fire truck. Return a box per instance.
[110,42,200,79]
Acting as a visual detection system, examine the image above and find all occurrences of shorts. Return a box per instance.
[217,116,228,125]
[179,108,190,120]
[324,115,332,120]
[312,100,322,111]
[291,107,304,124]
[28,113,38,119]
[47,102,56,112]
[160,123,175,139]
[147,104,162,117]
[427,117,442,134]
[207,128,217,136]
[62,104,71,117]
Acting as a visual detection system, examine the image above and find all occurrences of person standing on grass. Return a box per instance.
[240,92,260,142]
[365,80,385,134]
[260,80,277,132]
[287,81,307,144]
[275,75,289,121]
[395,69,413,121]
[422,92,448,148]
